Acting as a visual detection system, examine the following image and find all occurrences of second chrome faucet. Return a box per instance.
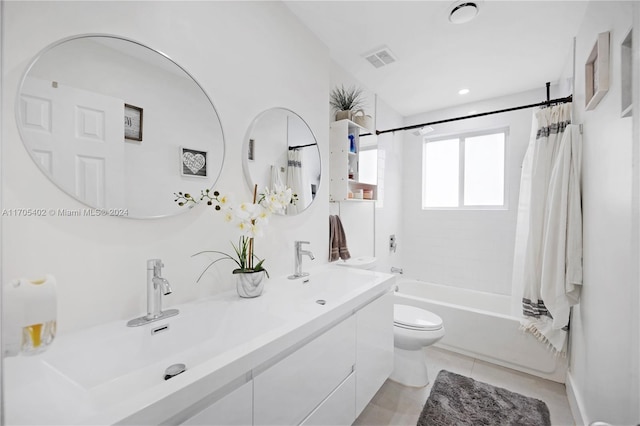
[288,241,314,279]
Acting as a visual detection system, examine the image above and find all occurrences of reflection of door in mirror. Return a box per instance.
[20,77,125,208]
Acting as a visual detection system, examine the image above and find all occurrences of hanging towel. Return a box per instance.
[329,215,351,261]
[523,124,583,351]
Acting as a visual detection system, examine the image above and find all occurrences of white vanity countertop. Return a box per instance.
[4,265,395,426]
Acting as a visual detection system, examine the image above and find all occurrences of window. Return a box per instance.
[422,129,506,209]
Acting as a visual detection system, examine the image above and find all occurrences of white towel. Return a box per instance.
[540,124,583,325]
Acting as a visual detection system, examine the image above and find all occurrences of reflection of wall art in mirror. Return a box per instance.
[181,147,208,178]
[248,139,255,161]
[124,104,143,141]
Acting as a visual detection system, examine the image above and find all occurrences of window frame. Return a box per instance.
[421,127,509,211]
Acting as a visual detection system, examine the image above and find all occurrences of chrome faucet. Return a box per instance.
[127,259,179,327]
[288,241,314,279]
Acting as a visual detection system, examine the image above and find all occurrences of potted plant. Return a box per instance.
[175,184,295,298]
[330,85,365,121]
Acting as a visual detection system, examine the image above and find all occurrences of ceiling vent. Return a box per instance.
[363,46,397,69]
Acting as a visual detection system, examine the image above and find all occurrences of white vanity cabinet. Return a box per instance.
[180,381,252,426]
[179,291,393,426]
[300,373,356,426]
[254,316,357,425]
[355,291,394,416]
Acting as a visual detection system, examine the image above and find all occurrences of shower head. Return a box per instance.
[412,126,434,136]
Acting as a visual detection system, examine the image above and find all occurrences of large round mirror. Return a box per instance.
[242,108,320,215]
[16,35,225,218]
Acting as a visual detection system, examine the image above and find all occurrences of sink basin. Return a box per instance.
[41,298,284,401]
[4,266,394,426]
[297,267,380,299]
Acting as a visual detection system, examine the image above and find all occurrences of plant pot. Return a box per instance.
[235,270,266,298]
[335,110,352,121]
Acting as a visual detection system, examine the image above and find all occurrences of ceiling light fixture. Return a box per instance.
[449,1,479,24]
[458,88,470,95]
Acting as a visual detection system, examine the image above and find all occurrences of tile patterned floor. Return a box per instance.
[354,347,575,426]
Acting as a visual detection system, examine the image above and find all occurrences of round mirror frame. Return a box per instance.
[15,34,226,219]
[242,107,321,215]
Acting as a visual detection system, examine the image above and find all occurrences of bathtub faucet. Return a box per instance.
[391,267,403,274]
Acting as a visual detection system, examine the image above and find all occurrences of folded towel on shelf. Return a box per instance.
[329,215,351,262]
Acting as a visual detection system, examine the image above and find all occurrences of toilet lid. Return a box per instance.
[394,304,443,331]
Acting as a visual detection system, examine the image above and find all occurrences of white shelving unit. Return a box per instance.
[329,119,377,202]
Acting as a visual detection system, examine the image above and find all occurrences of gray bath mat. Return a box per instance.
[417,370,551,426]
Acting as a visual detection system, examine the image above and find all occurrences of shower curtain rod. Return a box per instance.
[288,142,317,150]
[369,82,572,136]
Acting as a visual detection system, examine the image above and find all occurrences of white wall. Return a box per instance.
[373,97,404,274]
[401,87,559,295]
[0,1,5,422]
[2,1,330,333]
[566,2,638,424]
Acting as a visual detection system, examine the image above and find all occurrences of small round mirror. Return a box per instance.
[242,108,320,215]
[16,35,225,218]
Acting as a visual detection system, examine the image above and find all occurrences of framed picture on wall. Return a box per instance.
[124,104,143,141]
[181,147,208,178]
[585,31,610,111]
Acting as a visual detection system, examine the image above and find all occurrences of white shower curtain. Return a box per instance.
[286,149,309,215]
[511,103,582,354]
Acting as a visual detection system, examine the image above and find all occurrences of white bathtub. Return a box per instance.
[395,279,567,383]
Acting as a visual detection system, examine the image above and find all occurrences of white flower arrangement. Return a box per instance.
[175,184,295,281]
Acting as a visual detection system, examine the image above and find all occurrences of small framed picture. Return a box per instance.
[124,104,143,141]
[585,31,610,111]
[181,147,208,178]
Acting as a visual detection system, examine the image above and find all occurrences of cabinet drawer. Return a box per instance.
[254,316,356,425]
[300,372,356,426]
[180,380,252,426]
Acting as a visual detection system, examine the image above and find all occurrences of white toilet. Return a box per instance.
[337,257,445,387]
[390,303,445,387]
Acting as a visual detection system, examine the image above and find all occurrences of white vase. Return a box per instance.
[235,270,266,298]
